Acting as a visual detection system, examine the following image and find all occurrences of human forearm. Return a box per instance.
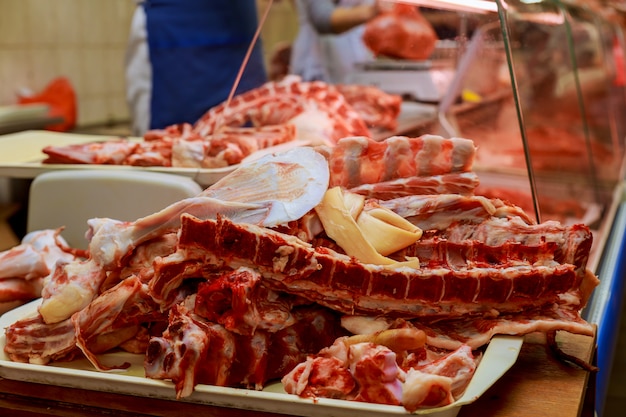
[329,4,379,34]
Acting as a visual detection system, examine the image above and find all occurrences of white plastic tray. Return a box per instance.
[0,299,523,417]
[0,130,235,187]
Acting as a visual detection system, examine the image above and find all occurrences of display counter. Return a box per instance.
[0,2,619,416]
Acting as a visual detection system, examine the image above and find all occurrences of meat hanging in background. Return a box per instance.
[363,4,438,61]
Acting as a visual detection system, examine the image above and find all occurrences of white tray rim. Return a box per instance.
[0,299,523,417]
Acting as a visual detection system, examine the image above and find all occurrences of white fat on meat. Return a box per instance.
[171,139,205,168]
[340,315,393,335]
[349,343,404,405]
[0,245,49,281]
[287,106,336,147]
[0,229,74,281]
[39,259,105,324]
[402,371,454,411]
[0,229,78,315]
[282,335,477,411]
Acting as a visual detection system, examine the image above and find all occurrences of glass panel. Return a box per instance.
[561,2,626,180]
[492,0,606,229]
[260,0,626,250]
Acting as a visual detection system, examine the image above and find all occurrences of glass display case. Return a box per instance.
[0,1,621,414]
[332,0,626,414]
[343,0,626,249]
[448,3,626,414]
[430,0,626,245]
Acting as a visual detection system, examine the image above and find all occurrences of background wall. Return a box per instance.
[0,0,298,129]
[258,0,299,73]
[0,0,133,127]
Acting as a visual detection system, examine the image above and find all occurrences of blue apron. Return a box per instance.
[143,0,267,129]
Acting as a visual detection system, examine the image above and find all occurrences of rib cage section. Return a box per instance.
[171,215,589,318]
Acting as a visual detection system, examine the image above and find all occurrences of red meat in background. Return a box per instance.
[363,4,438,61]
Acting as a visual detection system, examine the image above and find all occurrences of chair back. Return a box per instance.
[27,169,203,249]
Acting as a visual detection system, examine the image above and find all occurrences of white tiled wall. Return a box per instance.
[0,0,299,129]
[257,0,299,67]
[0,0,134,127]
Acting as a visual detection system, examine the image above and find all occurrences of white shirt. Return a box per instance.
[290,0,374,84]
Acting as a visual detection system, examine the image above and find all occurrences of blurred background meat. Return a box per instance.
[362,4,438,61]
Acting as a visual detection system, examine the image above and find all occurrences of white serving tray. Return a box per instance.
[0,299,523,417]
[0,130,235,187]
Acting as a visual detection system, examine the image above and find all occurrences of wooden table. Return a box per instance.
[0,331,596,417]
[459,332,596,417]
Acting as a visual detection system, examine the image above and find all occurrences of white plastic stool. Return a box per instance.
[27,169,203,249]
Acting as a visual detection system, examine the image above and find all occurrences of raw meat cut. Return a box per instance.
[363,4,438,61]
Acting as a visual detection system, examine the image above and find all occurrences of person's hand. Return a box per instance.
[375,0,396,15]
[330,3,380,33]
[365,2,380,21]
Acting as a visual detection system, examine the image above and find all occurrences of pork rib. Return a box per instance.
[335,84,402,131]
[193,75,370,143]
[144,302,344,398]
[349,172,480,200]
[320,135,477,189]
[173,215,595,319]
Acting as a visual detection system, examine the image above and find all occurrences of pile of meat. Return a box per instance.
[4,135,598,412]
[41,77,402,169]
[0,229,80,315]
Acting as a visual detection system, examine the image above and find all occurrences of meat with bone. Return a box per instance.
[42,138,167,166]
[348,172,480,200]
[84,146,328,270]
[401,345,477,410]
[0,244,49,282]
[172,124,296,168]
[319,135,477,189]
[410,302,598,352]
[42,122,297,168]
[39,258,106,325]
[37,146,329,325]
[378,194,535,228]
[101,232,179,290]
[0,229,79,314]
[284,342,404,406]
[282,335,476,411]
[362,3,438,61]
[335,84,402,131]
[41,78,400,168]
[5,242,190,366]
[72,276,166,371]
[173,214,595,320]
[145,285,344,397]
[193,267,303,335]
[4,313,79,365]
[42,140,139,165]
[193,75,370,144]
[3,134,598,411]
